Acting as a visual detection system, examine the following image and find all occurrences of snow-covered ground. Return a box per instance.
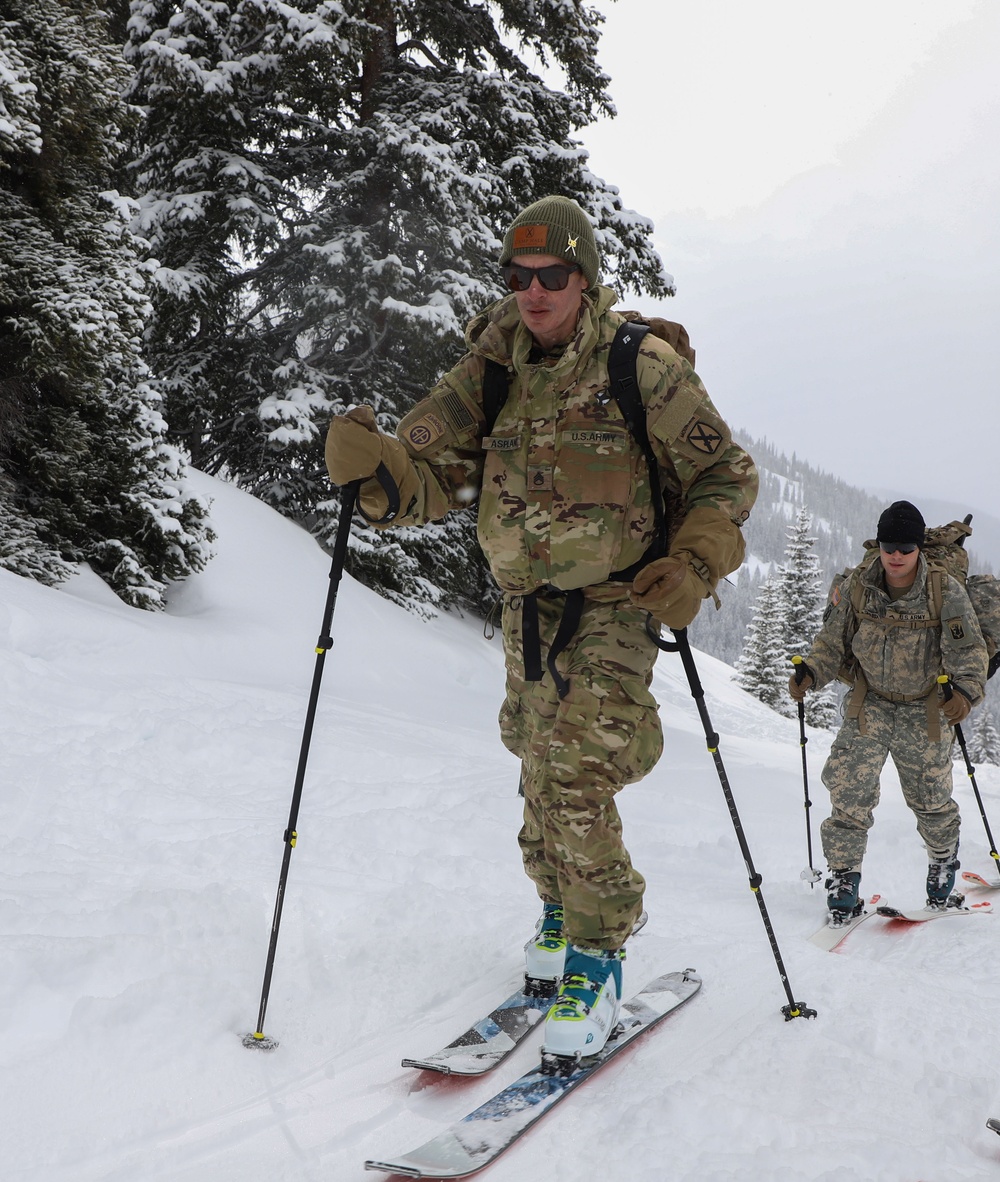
[4,471,1000,1182]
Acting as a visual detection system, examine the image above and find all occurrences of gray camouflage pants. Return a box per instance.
[820,694,960,869]
[499,593,664,950]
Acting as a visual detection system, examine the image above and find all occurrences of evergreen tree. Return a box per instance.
[123,0,673,614]
[0,0,211,607]
[967,705,1000,767]
[734,574,791,714]
[778,506,838,729]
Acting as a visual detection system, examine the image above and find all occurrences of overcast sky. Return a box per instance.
[578,0,999,523]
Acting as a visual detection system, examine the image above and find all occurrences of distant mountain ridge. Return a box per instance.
[688,431,999,670]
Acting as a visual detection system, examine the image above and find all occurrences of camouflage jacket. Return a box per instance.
[371,285,758,595]
[806,554,988,704]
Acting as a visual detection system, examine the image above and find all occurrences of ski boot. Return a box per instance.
[540,944,624,1070]
[825,867,863,926]
[524,903,566,997]
[926,851,961,910]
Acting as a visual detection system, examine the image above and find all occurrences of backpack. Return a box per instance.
[481,312,695,580]
[830,515,1000,684]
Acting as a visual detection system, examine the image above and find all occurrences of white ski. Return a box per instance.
[367,969,701,1178]
[807,893,884,952]
[876,898,992,922]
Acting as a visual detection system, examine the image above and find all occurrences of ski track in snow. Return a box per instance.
[3,469,1000,1181]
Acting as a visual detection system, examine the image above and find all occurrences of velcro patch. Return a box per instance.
[948,618,966,640]
[682,418,724,455]
[404,412,446,451]
[513,224,549,251]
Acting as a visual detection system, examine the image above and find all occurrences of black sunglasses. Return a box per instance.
[501,262,581,292]
[879,542,919,554]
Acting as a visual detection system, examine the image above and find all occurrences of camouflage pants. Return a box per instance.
[820,694,960,869]
[499,592,663,950]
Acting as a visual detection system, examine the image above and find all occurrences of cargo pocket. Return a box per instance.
[592,674,663,786]
[498,688,529,758]
[617,675,664,783]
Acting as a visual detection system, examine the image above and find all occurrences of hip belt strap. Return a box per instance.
[521,588,585,700]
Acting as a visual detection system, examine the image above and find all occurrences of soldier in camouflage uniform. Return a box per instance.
[789,500,988,922]
[326,195,757,1056]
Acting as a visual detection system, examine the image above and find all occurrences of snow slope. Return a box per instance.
[3,470,1000,1182]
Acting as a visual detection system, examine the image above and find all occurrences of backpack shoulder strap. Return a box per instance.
[850,567,866,618]
[482,358,509,436]
[927,565,944,621]
[607,321,669,563]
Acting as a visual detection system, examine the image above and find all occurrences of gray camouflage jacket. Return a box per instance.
[807,554,987,705]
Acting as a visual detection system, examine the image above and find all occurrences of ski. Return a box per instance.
[402,912,647,1077]
[876,898,992,923]
[807,893,884,952]
[401,987,553,1076]
[961,870,1000,891]
[368,969,701,1178]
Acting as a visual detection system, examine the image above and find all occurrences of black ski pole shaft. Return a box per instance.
[244,480,360,1050]
[791,656,820,885]
[649,620,816,1020]
[939,676,1000,870]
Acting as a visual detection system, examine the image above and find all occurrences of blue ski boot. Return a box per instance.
[926,851,961,909]
[541,944,624,1064]
[524,903,565,996]
[825,868,863,925]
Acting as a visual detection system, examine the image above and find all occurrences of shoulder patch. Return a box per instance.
[404,412,446,451]
[831,584,841,607]
[682,417,724,455]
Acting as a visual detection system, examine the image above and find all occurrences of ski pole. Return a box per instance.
[649,620,816,1021]
[244,480,360,1051]
[939,675,1000,872]
[791,656,822,886]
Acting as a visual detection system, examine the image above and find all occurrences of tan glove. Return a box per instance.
[941,689,972,725]
[630,506,746,629]
[788,669,814,701]
[325,406,384,485]
[630,554,706,629]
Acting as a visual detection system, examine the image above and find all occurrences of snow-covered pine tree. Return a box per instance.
[777,506,839,729]
[0,0,211,607]
[122,0,674,615]
[966,704,1000,767]
[734,574,791,714]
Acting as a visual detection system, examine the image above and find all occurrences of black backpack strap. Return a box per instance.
[482,358,509,436]
[520,586,585,700]
[607,321,670,578]
[545,588,585,699]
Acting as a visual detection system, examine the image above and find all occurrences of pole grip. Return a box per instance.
[938,674,953,701]
[792,655,807,685]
